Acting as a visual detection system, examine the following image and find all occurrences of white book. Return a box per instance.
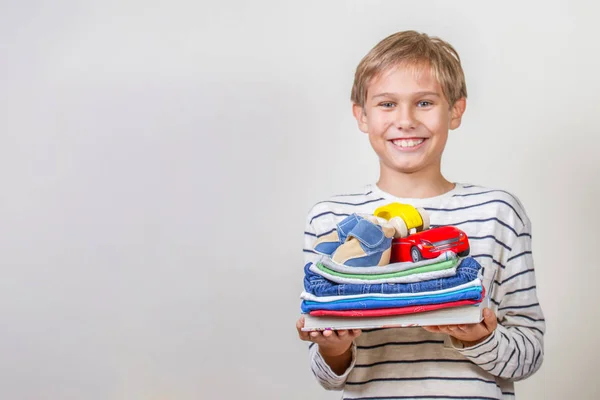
[301,297,489,331]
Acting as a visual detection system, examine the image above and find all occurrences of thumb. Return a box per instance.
[482,308,498,332]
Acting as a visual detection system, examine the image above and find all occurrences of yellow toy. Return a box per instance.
[373,203,430,238]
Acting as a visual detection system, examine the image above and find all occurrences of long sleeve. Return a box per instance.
[308,341,358,390]
[453,217,545,381]
[302,211,357,389]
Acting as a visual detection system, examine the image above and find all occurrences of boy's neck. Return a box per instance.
[377,165,455,199]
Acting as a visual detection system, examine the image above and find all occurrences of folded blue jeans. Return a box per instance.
[303,256,482,297]
[300,285,482,312]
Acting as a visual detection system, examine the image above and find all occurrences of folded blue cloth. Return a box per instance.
[303,256,482,297]
[300,285,482,312]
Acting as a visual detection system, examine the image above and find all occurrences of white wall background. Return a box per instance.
[1,0,599,399]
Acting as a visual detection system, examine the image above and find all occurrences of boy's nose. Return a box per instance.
[394,109,417,131]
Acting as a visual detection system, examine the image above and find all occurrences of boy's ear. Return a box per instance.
[449,97,467,130]
[352,103,369,134]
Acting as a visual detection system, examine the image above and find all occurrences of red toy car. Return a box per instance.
[390,226,470,263]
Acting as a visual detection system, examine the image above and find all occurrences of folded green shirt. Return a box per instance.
[315,257,459,280]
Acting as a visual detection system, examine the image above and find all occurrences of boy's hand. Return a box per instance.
[296,316,361,357]
[422,308,498,347]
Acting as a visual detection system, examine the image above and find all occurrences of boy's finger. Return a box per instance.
[296,318,310,340]
[308,331,327,345]
[482,308,498,332]
[337,330,349,337]
[447,326,462,334]
[458,322,485,334]
[422,326,440,332]
[451,325,468,333]
[438,326,452,334]
[322,329,334,338]
[351,329,362,337]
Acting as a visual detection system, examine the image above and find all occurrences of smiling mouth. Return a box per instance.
[390,138,428,149]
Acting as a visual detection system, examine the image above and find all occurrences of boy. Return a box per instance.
[296,31,544,399]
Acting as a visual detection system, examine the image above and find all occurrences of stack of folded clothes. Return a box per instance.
[300,210,485,319]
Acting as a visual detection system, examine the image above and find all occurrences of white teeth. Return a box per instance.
[393,138,425,148]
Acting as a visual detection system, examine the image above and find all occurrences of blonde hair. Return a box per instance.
[351,31,467,108]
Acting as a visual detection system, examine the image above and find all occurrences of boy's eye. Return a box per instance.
[378,102,395,108]
[417,100,433,107]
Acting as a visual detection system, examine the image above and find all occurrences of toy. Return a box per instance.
[373,203,430,238]
[313,213,363,256]
[330,220,395,267]
[313,213,396,267]
[390,226,470,263]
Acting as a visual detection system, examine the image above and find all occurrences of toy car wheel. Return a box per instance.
[389,216,408,238]
[410,246,422,262]
[416,207,430,231]
[458,248,470,257]
[365,215,389,226]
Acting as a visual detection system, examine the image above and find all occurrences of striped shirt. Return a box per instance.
[303,183,545,400]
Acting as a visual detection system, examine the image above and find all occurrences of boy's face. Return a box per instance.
[353,64,466,176]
